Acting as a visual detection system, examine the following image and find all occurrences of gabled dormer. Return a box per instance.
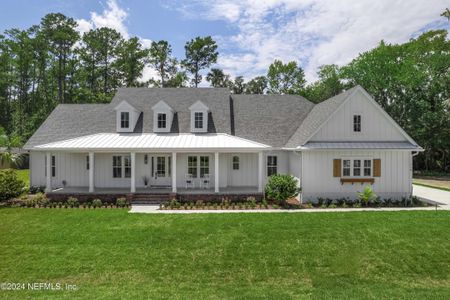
[114,100,140,133]
[189,101,209,133]
[152,100,174,133]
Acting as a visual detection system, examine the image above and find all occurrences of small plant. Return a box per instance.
[34,193,49,207]
[195,200,203,208]
[262,198,268,208]
[0,169,25,201]
[272,204,279,209]
[353,202,362,208]
[67,197,79,208]
[25,198,37,208]
[116,197,128,208]
[305,202,313,209]
[328,204,337,208]
[168,198,180,209]
[29,186,45,194]
[357,186,377,206]
[247,196,256,208]
[92,199,102,208]
[57,202,63,208]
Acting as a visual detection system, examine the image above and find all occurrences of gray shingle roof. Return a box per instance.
[231,94,314,147]
[284,86,359,148]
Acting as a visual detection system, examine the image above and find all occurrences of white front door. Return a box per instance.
[150,155,171,187]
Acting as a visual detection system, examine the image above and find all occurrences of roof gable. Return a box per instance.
[114,100,139,112]
[189,100,209,111]
[152,100,173,112]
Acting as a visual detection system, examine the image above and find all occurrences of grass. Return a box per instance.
[413,174,450,192]
[1,209,450,299]
[413,181,450,192]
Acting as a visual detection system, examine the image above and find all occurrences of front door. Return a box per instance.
[150,155,171,187]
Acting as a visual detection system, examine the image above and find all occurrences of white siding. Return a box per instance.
[310,89,407,142]
[301,150,412,201]
[30,151,46,187]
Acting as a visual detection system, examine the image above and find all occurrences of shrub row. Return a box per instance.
[13,194,130,209]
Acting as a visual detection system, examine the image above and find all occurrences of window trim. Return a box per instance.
[267,155,277,177]
[187,155,210,178]
[112,155,131,178]
[353,114,361,132]
[120,112,130,128]
[341,157,372,177]
[232,156,239,170]
[157,113,167,129]
[194,112,204,129]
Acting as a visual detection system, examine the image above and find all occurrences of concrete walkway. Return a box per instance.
[129,205,442,214]
[413,184,450,207]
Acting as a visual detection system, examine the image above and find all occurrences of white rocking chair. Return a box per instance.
[200,174,210,189]
[185,174,194,189]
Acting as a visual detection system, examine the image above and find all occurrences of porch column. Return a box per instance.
[130,152,136,193]
[172,152,177,193]
[214,152,219,193]
[45,152,51,193]
[258,152,264,192]
[89,152,95,192]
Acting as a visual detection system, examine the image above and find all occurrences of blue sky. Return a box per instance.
[1,0,448,83]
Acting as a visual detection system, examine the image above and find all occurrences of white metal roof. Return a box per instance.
[34,133,270,151]
[298,142,423,150]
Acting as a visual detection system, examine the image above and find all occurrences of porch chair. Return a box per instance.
[185,174,194,189]
[200,174,210,189]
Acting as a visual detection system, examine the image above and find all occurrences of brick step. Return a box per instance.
[132,200,164,205]
[132,195,171,200]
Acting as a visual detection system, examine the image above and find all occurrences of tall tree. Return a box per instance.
[245,76,267,94]
[206,68,230,87]
[183,36,218,87]
[148,40,178,87]
[115,37,148,87]
[267,59,306,94]
[230,76,245,94]
[302,64,344,103]
[40,13,79,103]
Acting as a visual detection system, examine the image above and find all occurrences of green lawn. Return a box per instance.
[1,209,450,299]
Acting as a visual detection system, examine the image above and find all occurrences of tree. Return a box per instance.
[267,59,306,94]
[183,36,218,87]
[0,127,23,167]
[40,13,79,103]
[206,68,230,87]
[302,64,344,103]
[148,40,178,87]
[115,37,148,87]
[245,76,267,94]
[230,76,245,94]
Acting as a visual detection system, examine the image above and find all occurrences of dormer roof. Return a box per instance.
[189,100,209,111]
[114,100,139,113]
[152,100,174,112]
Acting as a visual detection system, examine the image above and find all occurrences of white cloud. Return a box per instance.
[176,0,450,82]
[76,0,129,38]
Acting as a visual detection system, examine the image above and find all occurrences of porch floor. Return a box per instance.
[49,186,261,195]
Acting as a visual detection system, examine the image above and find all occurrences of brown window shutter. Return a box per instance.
[373,159,381,177]
[333,159,341,177]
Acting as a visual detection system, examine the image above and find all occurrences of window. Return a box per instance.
[168,156,171,177]
[194,112,203,129]
[343,159,351,176]
[144,154,148,165]
[200,156,209,178]
[157,113,166,129]
[342,158,372,177]
[156,157,166,177]
[267,155,277,176]
[124,155,131,178]
[120,112,129,128]
[232,156,239,170]
[353,159,361,176]
[86,155,89,170]
[51,155,56,177]
[353,115,361,132]
[364,159,372,176]
[113,156,122,178]
[188,156,198,178]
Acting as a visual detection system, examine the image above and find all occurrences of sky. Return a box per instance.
[0,0,449,84]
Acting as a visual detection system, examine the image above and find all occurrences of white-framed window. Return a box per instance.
[121,112,130,128]
[157,113,166,129]
[194,112,203,129]
[342,158,372,177]
[353,114,361,132]
[232,156,239,170]
[188,156,198,178]
[112,155,131,178]
[267,155,277,176]
[200,156,209,178]
[51,155,56,177]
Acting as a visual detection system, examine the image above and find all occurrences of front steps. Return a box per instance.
[131,193,173,205]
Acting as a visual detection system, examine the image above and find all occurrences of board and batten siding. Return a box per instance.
[301,150,412,201]
[310,89,407,142]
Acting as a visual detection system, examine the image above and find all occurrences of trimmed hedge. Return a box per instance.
[0,169,25,201]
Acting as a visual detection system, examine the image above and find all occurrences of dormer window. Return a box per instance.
[194,112,203,129]
[121,112,130,128]
[157,113,167,129]
[189,101,209,133]
[152,101,173,133]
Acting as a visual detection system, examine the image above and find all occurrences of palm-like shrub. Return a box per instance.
[358,186,377,206]
[264,174,300,205]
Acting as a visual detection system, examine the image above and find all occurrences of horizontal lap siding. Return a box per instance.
[302,150,411,201]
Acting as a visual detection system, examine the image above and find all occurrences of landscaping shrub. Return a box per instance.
[116,197,127,208]
[29,186,45,194]
[0,169,25,201]
[35,193,49,207]
[92,199,102,208]
[67,197,79,208]
[357,186,377,206]
[264,174,300,205]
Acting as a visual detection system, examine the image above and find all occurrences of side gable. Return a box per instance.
[309,86,417,144]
